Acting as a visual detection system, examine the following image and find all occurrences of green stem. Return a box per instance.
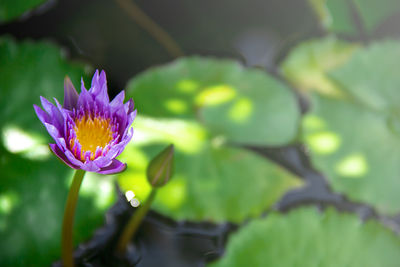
[116,188,157,254]
[62,169,86,267]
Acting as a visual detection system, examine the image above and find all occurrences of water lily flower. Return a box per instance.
[34,70,136,174]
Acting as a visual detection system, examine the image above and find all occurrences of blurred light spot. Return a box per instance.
[335,154,368,178]
[211,135,227,148]
[130,198,140,207]
[303,115,326,130]
[164,99,188,114]
[79,172,114,210]
[229,98,253,123]
[306,131,340,154]
[195,85,236,106]
[0,192,18,215]
[176,79,198,93]
[132,115,206,154]
[125,190,135,201]
[157,175,187,210]
[2,125,49,159]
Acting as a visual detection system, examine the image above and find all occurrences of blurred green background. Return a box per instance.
[2,0,400,266]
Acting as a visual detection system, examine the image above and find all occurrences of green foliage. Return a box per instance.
[209,207,400,267]
[118,57,302,223]
[130,57,300,146]
[311,0,400,35]
[0,0,48,23]
[0,37,114,266]
[300,41,400,214]
[280,36,358,96]
[330,41,400,112]
[0,36,87,133]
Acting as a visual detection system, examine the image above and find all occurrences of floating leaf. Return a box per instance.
[280,36,358,96]
[0,37,88,134]
[301,41,400,214]
[130,57,299,146]
[330,41,400,113]
[303,95,400,214]
[118,57,302,223]
[209,207,400,267]
[312,0,400,34]
[0,0,49,23]
[119,116,301,223]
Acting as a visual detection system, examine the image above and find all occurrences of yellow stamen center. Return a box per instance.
[71,115,113,160]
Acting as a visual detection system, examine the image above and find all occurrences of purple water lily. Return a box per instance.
[34,70,136,174]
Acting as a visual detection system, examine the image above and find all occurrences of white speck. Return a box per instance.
[125,190,135,201]
[130,198,140,207]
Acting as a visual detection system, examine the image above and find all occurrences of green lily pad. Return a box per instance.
[300,41,400,214]
[0,0,49,23]
[0,36,89,134]
[0,151,115,266]
[311,0,400,35]
[209,207,400,267]
[303,95,400,214]
[280,36,358,97]
[330,41,400,113]
[130,57,299,146]
[119,118,301,223]
[119,57,302,223]
[0,37,114,266]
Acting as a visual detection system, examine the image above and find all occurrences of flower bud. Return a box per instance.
[147,144,174,187]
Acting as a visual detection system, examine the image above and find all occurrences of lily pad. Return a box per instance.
[330,41,400,113]
[130,57,299,146]
[300,41,400,214]
[0,151,115,266]
[209,207,400,267]
[0,0,49,23]
[0,36,88,134]
[280,36,358,97]
[119,119,301,223]
[309,0,400,35]
[0,37,114,266]
[118,57,302,223]
[303,95,400,214]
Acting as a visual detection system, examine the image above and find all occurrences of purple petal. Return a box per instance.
[49,143,80,169]
[93,154,113,169]
[90,70,109,104]
[63,76,79,110]
[97,159,126,174]
[33,105,51,124]
[77,85,94,110]
[44,123,63,142]
[124,99,134,114]
[81,160,101,172]
[81,77,88,92]
[127,109,137,128]
[106,127,134,159]
[110,90,125,110]
[40,96,54,115]
[63,148,85,167]
[40,97,65,132]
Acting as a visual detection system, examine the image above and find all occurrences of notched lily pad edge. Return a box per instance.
[254,143,400,236]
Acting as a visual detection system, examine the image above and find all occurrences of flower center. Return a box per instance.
[72,115,113,158]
